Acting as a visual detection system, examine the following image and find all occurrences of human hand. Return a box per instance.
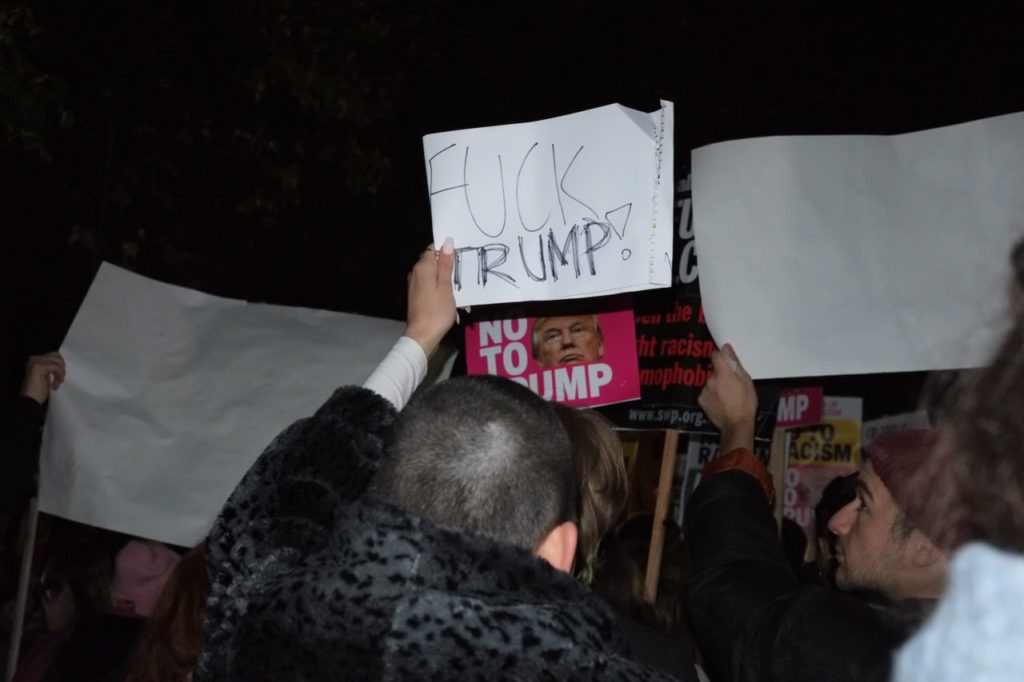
[697,343,757,453]
[405,237,457,357]
[21,351,66,405]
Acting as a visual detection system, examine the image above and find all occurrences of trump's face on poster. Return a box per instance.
[532,315,605,368]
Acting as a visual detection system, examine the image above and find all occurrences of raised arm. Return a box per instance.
[2,351,66,508]
[698,343,757,454]
[404,237,457,357]
[363,238,456,409]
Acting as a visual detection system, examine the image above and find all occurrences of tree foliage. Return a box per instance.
[3,0,444,319]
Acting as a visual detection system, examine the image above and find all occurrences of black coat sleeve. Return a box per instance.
[201,386,396,675]
[0,396,45,513]
[206,385,396,570]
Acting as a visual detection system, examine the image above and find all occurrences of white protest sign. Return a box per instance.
[39,263,407,547]
[692,110,1024,379]
[424,101,674,307]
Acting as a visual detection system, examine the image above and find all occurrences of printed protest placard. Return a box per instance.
[424,101,674,306]
[464,309,640,407]
[589,173,779,526]
[783,396,863,553]
[614,295,715,429]
[599,174,779,437]
[598,174,713,430]
[672,431,776,526]
[776,387,824,429]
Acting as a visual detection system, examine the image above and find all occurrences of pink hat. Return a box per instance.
[867,428,953,546]
[110,540,181,617]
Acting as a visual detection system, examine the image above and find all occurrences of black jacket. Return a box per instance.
[1,396,45,517]
[684,468,930,682]
[615,615,699,681]
[198,386,674,681]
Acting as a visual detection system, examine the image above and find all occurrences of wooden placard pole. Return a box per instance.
[770,427,789,531]
[643,428,679,604]
[5,498,39,682]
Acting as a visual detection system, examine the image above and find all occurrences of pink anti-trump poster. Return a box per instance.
[465,310,641,407]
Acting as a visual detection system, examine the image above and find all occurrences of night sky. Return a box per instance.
[3,4,1023,407]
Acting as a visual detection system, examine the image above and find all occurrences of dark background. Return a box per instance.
[3,2,1022,417]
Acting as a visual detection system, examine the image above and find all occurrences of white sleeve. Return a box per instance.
[362,336,428,410]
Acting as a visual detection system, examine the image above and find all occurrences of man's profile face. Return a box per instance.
[827,462,911,599]
[534,316,604,368]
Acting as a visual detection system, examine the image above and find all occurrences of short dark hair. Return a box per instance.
[373,375,577,551]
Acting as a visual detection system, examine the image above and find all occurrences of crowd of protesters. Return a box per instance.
[2,236,1024,680]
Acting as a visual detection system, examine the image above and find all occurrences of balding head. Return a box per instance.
[373,375,577,552]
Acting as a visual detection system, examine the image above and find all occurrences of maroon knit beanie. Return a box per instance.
[867,428,953,546]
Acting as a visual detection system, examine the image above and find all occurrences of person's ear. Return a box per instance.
[535,521,578,573]
[909,531,945,569]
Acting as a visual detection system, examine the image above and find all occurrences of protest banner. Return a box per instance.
[39,263,455,547]
[598,174,711,430]
[692,110,1024,379]
[783,395,863,555]
[576,172,780,524]
[776,387,824,429]
[600,173,779,437]
[424,101,674,306]
[671,430,777,527]
[464,307,640,407]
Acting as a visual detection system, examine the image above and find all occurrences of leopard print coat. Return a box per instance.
[196,386,672,681]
